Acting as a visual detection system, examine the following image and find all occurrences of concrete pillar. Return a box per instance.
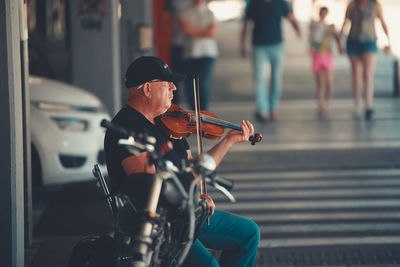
[69,0,121,116]
[120,0,154,102]
[0,0,25,266]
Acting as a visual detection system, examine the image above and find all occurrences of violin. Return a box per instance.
[155,104,262,145]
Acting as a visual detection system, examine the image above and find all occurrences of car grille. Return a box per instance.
[59,154,87,168]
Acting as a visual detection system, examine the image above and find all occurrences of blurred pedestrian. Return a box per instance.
[161,0,193,104]
[240,0,301,122]
[340,0,391,120]
[309,6,343,116]
[180,0,218,110]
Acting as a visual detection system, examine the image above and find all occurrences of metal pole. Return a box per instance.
[20,0,33,247]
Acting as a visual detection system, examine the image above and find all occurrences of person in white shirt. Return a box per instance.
[161,0,193,104]
[180,0,218,110]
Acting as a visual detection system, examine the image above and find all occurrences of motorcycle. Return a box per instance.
[68,120,235,267]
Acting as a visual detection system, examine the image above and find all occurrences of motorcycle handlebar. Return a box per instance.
[101,119,131,138]
[213,175,234,192]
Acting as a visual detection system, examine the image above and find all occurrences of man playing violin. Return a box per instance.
[104,56,260,267]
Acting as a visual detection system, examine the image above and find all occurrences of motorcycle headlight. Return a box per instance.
[32,101,106,113]
[51,117,89,131]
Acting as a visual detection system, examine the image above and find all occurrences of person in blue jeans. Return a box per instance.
[104,56,260,267]
[240,0,301,122]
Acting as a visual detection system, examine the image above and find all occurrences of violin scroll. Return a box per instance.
[249,133,262,145]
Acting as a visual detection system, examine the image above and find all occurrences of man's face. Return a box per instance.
[147,80,176,113]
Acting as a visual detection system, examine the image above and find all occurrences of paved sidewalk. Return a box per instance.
[255,244,400,266]
[188,98,400,172]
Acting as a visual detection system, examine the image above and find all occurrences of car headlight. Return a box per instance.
[33,101,72,112]
[51,117,89,131]
[31,101,106,113]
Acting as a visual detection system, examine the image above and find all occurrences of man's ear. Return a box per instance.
[143,83,151,98]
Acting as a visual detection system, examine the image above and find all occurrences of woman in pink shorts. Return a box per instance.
[309,7,343,115]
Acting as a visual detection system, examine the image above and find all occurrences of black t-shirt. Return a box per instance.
[104,104,191,195]
[245,0,291,45]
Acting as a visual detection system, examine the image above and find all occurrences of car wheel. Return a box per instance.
[31,145,42,187]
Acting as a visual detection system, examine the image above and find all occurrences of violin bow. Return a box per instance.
[193,76,204,163]
[193,75,210,225]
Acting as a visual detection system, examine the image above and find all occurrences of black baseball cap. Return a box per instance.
[124,56,185,88]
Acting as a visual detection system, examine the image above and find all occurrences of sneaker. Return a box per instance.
[365,109,374,120]
[254,112,268,122]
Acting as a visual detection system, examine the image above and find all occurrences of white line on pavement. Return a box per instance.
[217,199,400,211]
[259,236,400,248]
[219,168,400,180]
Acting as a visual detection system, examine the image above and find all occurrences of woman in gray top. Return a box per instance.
[340,0,390,120]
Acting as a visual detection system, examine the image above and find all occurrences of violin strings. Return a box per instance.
[188,112,242,131]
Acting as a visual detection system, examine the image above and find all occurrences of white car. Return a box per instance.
[29,76,111,186]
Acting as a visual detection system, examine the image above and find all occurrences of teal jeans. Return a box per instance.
[182,210,260,267]
[252,43,285,116]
